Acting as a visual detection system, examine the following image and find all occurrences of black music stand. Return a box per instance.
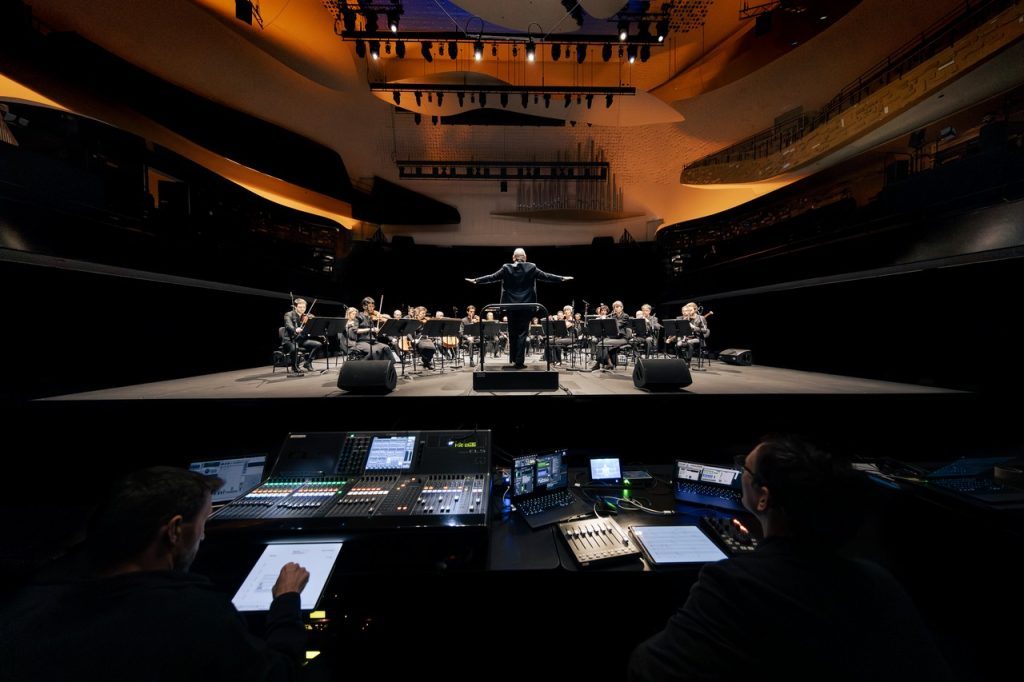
[378,318,410,379]
[587,318,620,371]
[540,319,569,368]
[663,319,705,369]
[479,320,500,367]
[463,322,480,367]
[397,318,424,375]
[298,316,340,373]
[629,318,653,359]
[420,319,447,372]
[440,319,464,369]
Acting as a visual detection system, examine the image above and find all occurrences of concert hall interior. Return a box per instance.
[2,1,1023,679]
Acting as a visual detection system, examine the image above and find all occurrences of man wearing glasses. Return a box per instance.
[629,435,951,681]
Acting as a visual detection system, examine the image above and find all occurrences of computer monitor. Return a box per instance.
[189,455,266,505]
[589,457,622,482]
[512,449,569,499]
[364,435,417,471]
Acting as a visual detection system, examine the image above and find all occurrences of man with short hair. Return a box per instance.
[284,298,322,373]
[0,467,311,681]
[628,435,951,682]
[466,248,572,369]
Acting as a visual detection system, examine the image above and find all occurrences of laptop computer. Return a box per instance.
[674,459,745,511]
[189,455,267,506]
[924,457,1024,506]
[512,449,592,529]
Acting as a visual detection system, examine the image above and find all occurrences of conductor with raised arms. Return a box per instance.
[466,248,572,369]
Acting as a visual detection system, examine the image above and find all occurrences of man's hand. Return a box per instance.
[272,562,310,598]
[563,276,574,281]
[465,278,476,284]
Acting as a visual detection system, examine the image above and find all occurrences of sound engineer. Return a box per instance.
[0,467,311,681]
[628,435,952,682]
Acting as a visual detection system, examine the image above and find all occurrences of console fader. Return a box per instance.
[209,430,490,532]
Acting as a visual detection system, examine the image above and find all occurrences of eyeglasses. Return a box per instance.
[733,454,759,480]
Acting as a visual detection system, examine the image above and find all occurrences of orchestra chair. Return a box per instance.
[272,326,309,374]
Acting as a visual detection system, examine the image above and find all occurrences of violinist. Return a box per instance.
[412,306,436,370]
[283,298,322,373]
[352,297,393,361]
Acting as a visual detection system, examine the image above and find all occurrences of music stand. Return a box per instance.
[377,318,409,378]
[587,318,621,371]
[298,316,341,372]
[628,318,652,359]
[440,318,464,369]
[540,319,569,368]
[419,319,448,372]
[479,320,500,368]
[663,319,703,369]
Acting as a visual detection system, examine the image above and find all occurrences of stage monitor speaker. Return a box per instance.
[338,360,397,394]
[632,358,693,391]
[718,348,753,366]
[473,370,559,391]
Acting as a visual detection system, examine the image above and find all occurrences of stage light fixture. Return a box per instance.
[479,92,487,107]
[387,12,399,33]
[576,44,586,64]
[341,9,356,33]
[491,44,497,57]
[392,91,401,105]
[457,92,465,107]
[436,92,444,106]
[414,113,421,125]
[395,41,405,58]
[421,41,433,62]
[543,93,551,108]
[521,92,529,108]
[365,12,378,34]
[605,94,614,108]
[369,41,380,60]
[585,94,593,109]
[432,115,439,125]
[640,44,650,62]
[474,40,484,61]
[564,94,571,108]
[627,44,637,63]
[385,42,391,55]
[512,45,518,57]
[638,20,650,38]
[355,39,366,58]
[602,43,612,62]
[618,21,629,41]
[414,91,422,106]
[448,41,458,59]
[500,92,509,108]
[526,40,536,62]
[656,20,668,42]
[552,43,561,61]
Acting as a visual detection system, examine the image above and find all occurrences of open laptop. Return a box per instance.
[674,459,745,511]
[512,449,591,529]
[189,455,267,506]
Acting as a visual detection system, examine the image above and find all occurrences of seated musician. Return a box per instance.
[349,298,393,361]
[482,311,507,358]
[591,301,630,371]
[461,305,481,366]
[412,306,436,370]
[672,302,709,366]
[283,298,322,372]
[638,303,661,357]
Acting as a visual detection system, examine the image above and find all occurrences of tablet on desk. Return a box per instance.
[629,525,727,566]
[231,542,343,612]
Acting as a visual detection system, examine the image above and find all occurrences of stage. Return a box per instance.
[40,354,956,401]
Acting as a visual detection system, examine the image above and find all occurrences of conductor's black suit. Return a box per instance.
[472,262,569,367]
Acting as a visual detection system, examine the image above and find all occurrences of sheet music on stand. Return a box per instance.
[629,525,727,566]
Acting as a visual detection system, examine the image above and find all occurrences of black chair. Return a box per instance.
[273,326,309,374]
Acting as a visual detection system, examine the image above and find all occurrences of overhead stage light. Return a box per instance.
[395,41,405,58]
[656,20,668,42]
[474,40,484,61]
[576,44,586,64]
[605,94,614,108]
[602,43,612,62]
[436,92,444,106]
[526,40,536,62]
[355,39,366,58]
[421,41,433,62]
[365,12,378,34]
[369,41,380,60]
[392,91,401,105]
[387,12,399,33]
[448,41,458,60]
[640,44,651,62]
[552,43,561,61]
[626,44,637,64]
[618,21,629,41]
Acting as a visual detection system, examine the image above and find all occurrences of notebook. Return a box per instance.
[189,455,266,505]
[231,542,343,612]
[512,449,592,529]
[674,459,745,511]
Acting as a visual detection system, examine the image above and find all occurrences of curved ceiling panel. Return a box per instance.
[451,0,584,34]
[579,1,630,20]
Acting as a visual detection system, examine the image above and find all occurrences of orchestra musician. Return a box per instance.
[461,305,481,367]
[412,306,436,370]
[673,302,710,366]
[639,303,662,357]
[283,298,322,373]
[466,248,572,369]
[346,304,392,361]
[591,301,630,371]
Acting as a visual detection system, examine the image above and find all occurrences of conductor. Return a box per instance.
[466,248,572,369]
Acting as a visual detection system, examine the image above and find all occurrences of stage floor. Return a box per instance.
[41,353,957,400]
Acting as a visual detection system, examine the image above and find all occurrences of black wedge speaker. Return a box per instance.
[632,358,693,391]
[338,360,397,394]
[718,348,753,366]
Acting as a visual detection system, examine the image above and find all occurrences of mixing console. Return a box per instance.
[209,430,491,531]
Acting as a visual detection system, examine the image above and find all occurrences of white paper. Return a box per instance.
[232,542,343,612]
